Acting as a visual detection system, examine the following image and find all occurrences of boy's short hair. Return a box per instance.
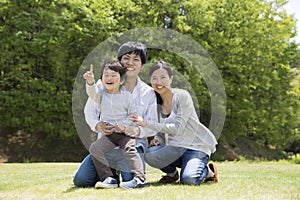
[100,60,126,81]
[117,41,147,65]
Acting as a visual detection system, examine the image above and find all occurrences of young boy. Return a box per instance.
[83,61,146,189]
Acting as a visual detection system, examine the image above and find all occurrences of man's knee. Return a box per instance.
[73,174,93,187]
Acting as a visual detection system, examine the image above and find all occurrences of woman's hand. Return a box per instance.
[83,64,95,85]
[95,121,114,135]
[149,139,161,146]
[129,114,147,127]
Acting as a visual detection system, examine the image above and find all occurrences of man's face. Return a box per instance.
[120,53,142,77]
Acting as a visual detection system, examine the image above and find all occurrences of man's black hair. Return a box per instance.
[117,41,147,65]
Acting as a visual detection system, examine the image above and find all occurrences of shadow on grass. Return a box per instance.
[147,181,180,187]
[63,186,80,193]
[147,180,219,187]
[63,186,95,193]
[63,181,180,192]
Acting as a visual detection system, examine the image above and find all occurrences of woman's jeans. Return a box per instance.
[145,145,209,185]
[73,146,144,187]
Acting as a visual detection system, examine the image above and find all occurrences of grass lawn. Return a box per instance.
[0,162,299,200]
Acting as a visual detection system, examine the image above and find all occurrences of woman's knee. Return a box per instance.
[180,172,206,185]
[180,175,198,185]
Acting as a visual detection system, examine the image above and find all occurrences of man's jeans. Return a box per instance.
[145,145,209,185]
[73,147,144,187]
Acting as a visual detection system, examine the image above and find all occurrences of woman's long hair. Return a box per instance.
[149,60,174,121]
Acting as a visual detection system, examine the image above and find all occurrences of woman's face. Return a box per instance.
[150,68,173,95]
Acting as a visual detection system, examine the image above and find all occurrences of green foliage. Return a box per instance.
[0,0,299,160]
[175,0,299,149]
[293,156,300,164]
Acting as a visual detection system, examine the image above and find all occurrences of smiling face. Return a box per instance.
[120,53,142,78]
[101,67,123,94]
[150,68,173,95]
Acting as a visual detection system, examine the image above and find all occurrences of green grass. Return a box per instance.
[0,162,299,200]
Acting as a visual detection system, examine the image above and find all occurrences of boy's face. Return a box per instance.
[101,67,122,94]
[120,53,142,78]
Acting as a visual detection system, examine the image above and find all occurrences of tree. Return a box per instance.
[0,0,298,161]
[169,0,299,151]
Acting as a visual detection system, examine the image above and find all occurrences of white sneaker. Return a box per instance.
[119,177,146,189]
[95,177,118,189]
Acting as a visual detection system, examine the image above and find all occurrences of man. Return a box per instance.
[73,41,157,188]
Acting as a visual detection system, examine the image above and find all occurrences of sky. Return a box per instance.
[284,0,300,44]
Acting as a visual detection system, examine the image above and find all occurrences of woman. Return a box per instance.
[130,60,218,185]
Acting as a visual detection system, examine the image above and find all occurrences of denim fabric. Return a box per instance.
[73,147,144,187]
[145,145,209,185]
[73,154,98,187]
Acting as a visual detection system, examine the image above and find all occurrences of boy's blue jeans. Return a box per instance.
[73,147,144,187]
[145,145,209,185]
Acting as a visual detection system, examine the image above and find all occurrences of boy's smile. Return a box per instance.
[102,68,122,94]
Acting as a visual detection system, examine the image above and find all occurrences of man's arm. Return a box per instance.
[138,91,158,138]
[84,96,100,132]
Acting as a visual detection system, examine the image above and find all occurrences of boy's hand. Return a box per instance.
[124,126,140,137]
[115,124,125,133]
[83,64,95,85]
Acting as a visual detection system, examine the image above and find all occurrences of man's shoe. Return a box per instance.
[159,171,179,184]
[119,177,146,189]
[95,177,118,189]
[204,163,218,183]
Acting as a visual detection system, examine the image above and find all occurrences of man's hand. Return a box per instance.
[83,64,95,85]
[124,126,140,137]
[95,122,114,135]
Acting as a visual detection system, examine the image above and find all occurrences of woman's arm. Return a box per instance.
[132,89,195,135]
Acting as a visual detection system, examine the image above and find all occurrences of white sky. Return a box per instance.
[284,0,300,44]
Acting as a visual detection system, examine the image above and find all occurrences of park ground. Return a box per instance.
[0,161,299,200]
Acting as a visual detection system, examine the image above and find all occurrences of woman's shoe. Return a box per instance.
[159,171,179,183]
[204,163,218,183]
